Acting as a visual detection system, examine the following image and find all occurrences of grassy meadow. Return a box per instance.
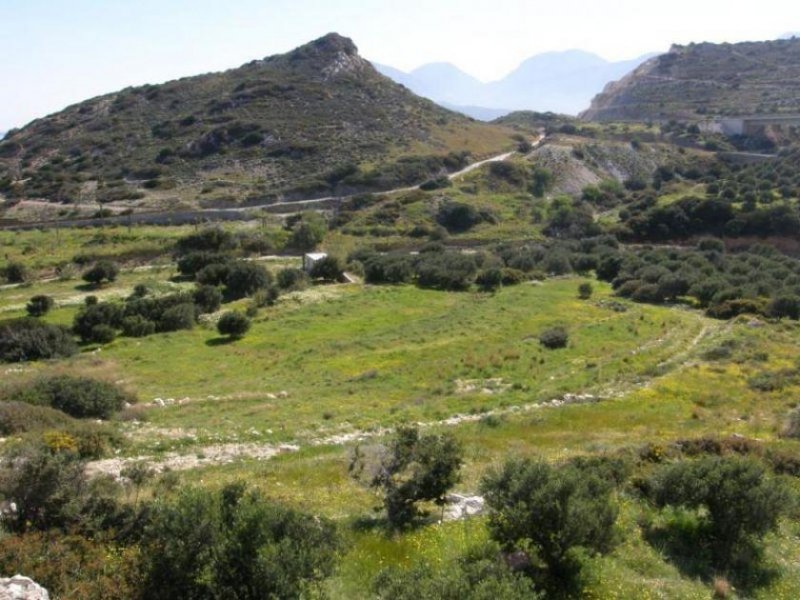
[2,224,800,599]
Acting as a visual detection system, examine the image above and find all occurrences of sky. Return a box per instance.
[1,0,797,131]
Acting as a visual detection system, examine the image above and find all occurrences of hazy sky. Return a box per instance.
[1,0,797,131]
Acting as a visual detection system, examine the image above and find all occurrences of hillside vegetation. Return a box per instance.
[583,38,800,121]
[0,34,513,211]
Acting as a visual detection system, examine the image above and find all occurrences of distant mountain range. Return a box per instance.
[374,50,656,120]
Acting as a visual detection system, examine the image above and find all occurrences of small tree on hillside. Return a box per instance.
[26,295,55,317]
[480,458,619,584]
[309,255,344,282]
[217,312,251,339]
[3,262,29,284]
[351,427,462,528]
[539,327,569,349]
[224,262,272,300]
[578,283,593,300]
[82,260,119,286]
[648,456,791,571]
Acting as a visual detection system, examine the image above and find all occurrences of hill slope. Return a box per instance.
[0,34,513,209]
[583,38,800,121]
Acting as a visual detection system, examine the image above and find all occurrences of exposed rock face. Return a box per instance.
[0,576,50,600]
[583,38,800,121]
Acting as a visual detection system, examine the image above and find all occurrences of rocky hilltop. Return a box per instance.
[0,34,512,209]
[582,37,800,121]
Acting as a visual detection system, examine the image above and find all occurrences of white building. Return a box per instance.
[302,252,327,273]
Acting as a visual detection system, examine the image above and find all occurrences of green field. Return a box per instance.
[2,228,800,599]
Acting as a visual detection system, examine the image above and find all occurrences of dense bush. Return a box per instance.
[374,544,541,599]
[158,303,196,332]
[309,255,344,281]
[648,456,792,570]
[0,447,89,532]
[177,251,231,278]
[436,201,495,233]
[192,285,222,313]
[73,302,124,342]
[120,315,156,337]
[0,318,77,363]
[196,262,231,286]
[175,227,237,255]
[539,327,569,349]
[362,253,415,284]
[276,267,309,291]
[476,268,504,292]
[0,532,141,600]
[288,212,327,251]
[26,295,55,317]
[217,311,251,339]
[0,401,73,435]
[15,375,133,419]
[481,458,619,582]
[224,261,272,299]
[89,324,117,344]
[416,252,478,291]
[2,261,29,283]
[82,260,119,286]
[140,484,339,600]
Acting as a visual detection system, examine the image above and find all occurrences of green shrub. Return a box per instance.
[310,255,344,281]
[217,312,251,339]
[73,302,124,342]
[0,318,77,363]
[26,295,55,317]
[177,251,231,278]
[500,268,526,285]
[2,261,29,283]
[578,282,593,300]
[0,532,141,599]
[539,327,568,349]
[121,315,156,337]
[288,213,327,251]
[648,456,792,570]
[481,458,618,583]
[158,303,196,332]
[373,544,541,599]
[416,252,477,291]
[224,261,272,299]
[476,268,503,292]
[196,262,231,286]
[16,375,133,419]
[192,285,222,313]
[0,401,73,435]
[89,324,116,344]
[436,201,495,233]
[0,446,88,532]
[276,267,309,291]
[175,227,237,255]
[140,484,339,599]
[350,426,462,528]
[363,254,414,284]
[768,295,800,319]
[82,260,119,286]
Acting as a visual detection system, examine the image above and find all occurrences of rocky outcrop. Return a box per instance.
[0,576,49,600]
[582,38,800,122]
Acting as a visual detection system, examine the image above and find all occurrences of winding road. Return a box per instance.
[0,134,546,230]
